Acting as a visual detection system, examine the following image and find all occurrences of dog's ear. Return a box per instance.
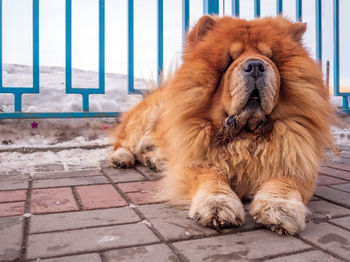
[185,15,216,50]
[288,22,306,44]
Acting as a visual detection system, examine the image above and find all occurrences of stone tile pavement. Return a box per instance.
[1,154,350,261]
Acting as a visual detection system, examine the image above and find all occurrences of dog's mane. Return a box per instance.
[155,17,335,200]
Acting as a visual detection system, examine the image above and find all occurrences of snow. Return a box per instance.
[0,64,146,150]
[332,125,350,147]
[1,64,144,113]
[23,213,32,218]
[0,147,111,174]
[97,235,120,243]
[0,118,114,149]
[138,219,152,227]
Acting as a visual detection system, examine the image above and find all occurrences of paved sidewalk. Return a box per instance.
[1,151,350,261]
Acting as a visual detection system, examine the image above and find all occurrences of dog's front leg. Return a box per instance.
[250,177,313,235]
[188,168,245,229]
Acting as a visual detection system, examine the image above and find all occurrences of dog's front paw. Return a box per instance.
[110,147,135,168]
[189,192,245,230]
[250,193,307,235]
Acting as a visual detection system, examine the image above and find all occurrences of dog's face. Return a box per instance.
[183,16,309,142]
[222,44,280,135]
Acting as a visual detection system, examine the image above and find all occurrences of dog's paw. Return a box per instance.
[110,147,135,168]
[250,193,307,235]
[189,192,245,230]
[137,150,165,172]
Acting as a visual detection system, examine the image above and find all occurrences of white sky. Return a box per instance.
[2,0,350,88]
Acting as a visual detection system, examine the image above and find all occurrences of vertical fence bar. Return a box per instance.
[66,0,72,92]
[0,0,2,87]
[203,0,219,15]
[127,0,134,93]
[33,0,39,93]
[254,0,260,18]
[14,95,22,112]
[182,0,189,44]
[232,0,239,16]
[316,0,322,61]
[82,94,89,112]
[296,0,302,21]
[276,0,283,15]
[333,0,339,96]
[99,0,105,94]
[343,97,349,110]
[157,0,163,82]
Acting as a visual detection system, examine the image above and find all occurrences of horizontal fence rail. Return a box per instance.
[0,0,348,119]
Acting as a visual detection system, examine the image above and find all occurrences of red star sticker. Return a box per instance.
[31,121,38,128]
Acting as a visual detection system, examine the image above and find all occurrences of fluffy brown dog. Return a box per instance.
[111,15,335,235]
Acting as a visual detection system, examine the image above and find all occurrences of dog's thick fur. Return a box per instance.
[111,16,335,235]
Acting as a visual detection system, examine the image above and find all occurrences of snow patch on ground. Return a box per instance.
[332,125,350,147]
[0,118,115,149]
[0,147,111,173]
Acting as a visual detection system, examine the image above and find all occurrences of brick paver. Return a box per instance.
[300,222,350,260]
[31,187,79,214]
[102,167,145,182]
[330,182,350,193]
[33,176,109,188]
[33,169,102,180]
[118,181,161,205]
[316,174,347,186]
[127,191,161,205]
[0,216,23,261]
[138,203,217,241]
[0,179,28,190]
[0,189,26,203]
[118,181,159,193]
[314,186,350,208]
[330,216,350,230]
[135,165,163,180]
[268,250,341,262]
[34,163,65,172]
[0,172,28,181]
[1,147,350,261]
[319,167,350,180]
[103,244,179,262]
[30,207,140,233]
[40,253,102,262]
[76,184,127,210]
[328,164,350,172]
[67,164,101,171]
[174,230,311,261]
[0,202,25,217]
[308,200,350,220]
[27,224,159,259]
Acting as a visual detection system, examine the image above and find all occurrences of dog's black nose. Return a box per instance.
[243,60,266,79]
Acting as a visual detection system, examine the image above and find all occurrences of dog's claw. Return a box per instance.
[219,220,225,227]
[206,217,236,230]
[212,218,218,229]
[193,213,200,222]
[270,224,289,235]
[113,161,121,168]
[145,159,158,171]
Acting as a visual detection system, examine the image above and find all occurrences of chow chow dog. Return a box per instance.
[111,15,335,235]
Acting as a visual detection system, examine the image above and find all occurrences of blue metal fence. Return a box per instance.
[0,0,348,119]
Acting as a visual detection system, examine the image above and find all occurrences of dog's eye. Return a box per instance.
[269,54,280,67]
[224,56,234,71]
